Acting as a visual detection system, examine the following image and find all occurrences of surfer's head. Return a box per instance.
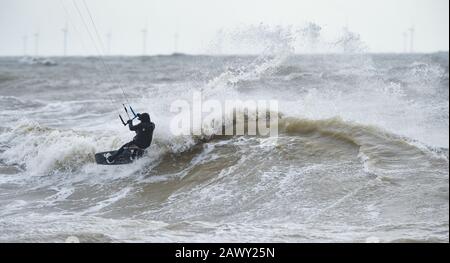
[137,113,150,122]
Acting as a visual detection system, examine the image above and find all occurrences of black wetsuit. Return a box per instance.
[109,119,155,161]
[129,120,155,148]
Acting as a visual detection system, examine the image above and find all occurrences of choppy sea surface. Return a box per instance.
[0,53,448,242]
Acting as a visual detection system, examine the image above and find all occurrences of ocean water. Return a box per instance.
[0,53,448,242]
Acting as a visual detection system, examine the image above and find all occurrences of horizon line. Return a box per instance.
[1,51,449,58]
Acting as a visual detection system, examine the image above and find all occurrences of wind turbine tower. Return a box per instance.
[106,32,112,55]
[409,27,415,53]
[62,22,68,56]
[22,35,28,56]
[174,31,179,53]
[402,31,408,53]
[141,26,148,55]
[34,32,39,57]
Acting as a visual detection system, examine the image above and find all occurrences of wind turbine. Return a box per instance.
[409,26,415,53]
[62,22,68,56]
[402,31,408,53]
[106,31,112,55]
[34,32,39,57]
[141,25,148,55]
[22,35,28,56]
[174,20,179,54]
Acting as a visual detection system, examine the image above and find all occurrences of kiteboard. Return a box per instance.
[95,148,144,165]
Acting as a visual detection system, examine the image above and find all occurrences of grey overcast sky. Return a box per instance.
[0,0,448,56]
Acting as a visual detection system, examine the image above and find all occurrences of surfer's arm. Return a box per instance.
[129,121,141,131]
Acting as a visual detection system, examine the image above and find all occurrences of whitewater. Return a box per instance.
[0,51,448,242]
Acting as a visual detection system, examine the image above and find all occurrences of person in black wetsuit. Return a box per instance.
[107,112,155,162]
